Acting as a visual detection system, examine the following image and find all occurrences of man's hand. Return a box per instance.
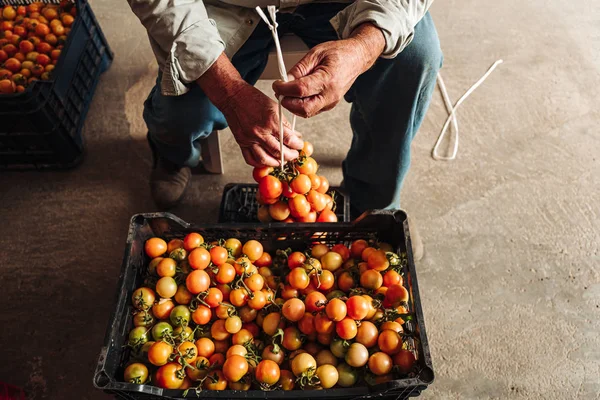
[221,84,303,167]
[273,23,386,118]
[197,53,303,167]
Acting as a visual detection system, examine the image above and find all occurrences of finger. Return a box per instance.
[263,135,300,162]
[281,116,303,139]
[273,69,329,98]
[241,147,260,167]
[282,125,304,150]
[251,144,282,167]
[272,49,322,96]
[281,94,328,118]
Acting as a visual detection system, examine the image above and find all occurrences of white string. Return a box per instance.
[255,6,297,168]
[432,59,503,161]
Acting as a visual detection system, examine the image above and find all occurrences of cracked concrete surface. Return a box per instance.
[0,0,599,399]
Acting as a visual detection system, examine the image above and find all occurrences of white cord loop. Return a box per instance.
[255,6,297,167]
[432,59,503,161]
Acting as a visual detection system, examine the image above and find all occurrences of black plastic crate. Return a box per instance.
[0,0,113,170]
[219,183,351,223]
[93,210,434,399]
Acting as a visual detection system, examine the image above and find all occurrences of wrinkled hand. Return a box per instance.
[273,24,385,118]
[221,84,304,167]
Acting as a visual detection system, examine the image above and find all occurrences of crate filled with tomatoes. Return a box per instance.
[0,0,113,169]
[94,210,434,399]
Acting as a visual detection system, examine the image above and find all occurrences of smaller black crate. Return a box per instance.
[94,210,434,400]
[219,183,351,223]
[0,0,113,170]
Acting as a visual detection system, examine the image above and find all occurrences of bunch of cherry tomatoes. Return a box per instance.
[253,141,339,223]
[0,2,75,94]
[123,232,417,393]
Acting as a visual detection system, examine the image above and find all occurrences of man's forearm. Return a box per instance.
[349,23,386,73]
[196,53,248,110]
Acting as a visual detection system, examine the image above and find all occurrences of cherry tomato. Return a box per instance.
[336,363,358,387]
[380,321,403,333]
[336,317,358,340]
[232,328,254,346]
[378,329,402,355]
[223,354,248,382]
[314,312,334,334]
[282,298,305,322]
[282,327,303,351]
[362,295,378,320]
[297,157,318,175]
[188,247,211,270]
[255,359,281,385]
[367,249,390,271]
[177,341,198,364]
[155,362,184,389]
[132,287,155,311]
[360,269,383,290]
[230,288,249,307]
[210,319,230,341]
[124,362,149,384]
[242,240,263,261]
[281,181,297,199]
[156,277,177,298]
[290,174,311,195]
[195,338,215,358]
[152,299,175,320]
[278,370,295,390]
[259,175,283,199]
[304,291,326,313]
[247,290,266,310]
[252,166,274,183]
[308,174,321,191]
[245,273,264,291]
[215,263,235,284]
[287,267,309,290]
[345,342,369,368]
[385,284,409,307]
[186,270,210,294]
[268,200,291,221]
[151,321,173,342]
[192,305,211,325]
[148,341,173,366]
[383,270,402,287]
[133,310,155,328]
[226,344,248,358]
[261,344,285,365]
[224,315,242,334]
[324,298,346,322]
[203,287,222,308]
[313,269,334,291]
[297,312,315,335]
[174,285,193,305]
[291,352,316,377]
[301,141,314,157]
[316,364,338,388]
[145,238,167,258]
[317,176,329,194]
[393,349,416,374]
[208,246,227,266]
[317,209,338,222]
[337,271,356,293]
[346,295,369,320]
[321,251,343,272]
[170,305,191,327]
[203,370,227,390]
[349,239,368,259]
[262,312,284,336]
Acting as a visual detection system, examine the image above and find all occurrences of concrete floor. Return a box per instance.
[0,0,599,399]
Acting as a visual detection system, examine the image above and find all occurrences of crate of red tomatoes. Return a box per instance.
[0,0,113,169]
[93,210,434,399]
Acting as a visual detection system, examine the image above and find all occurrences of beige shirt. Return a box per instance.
[127,0,434,96]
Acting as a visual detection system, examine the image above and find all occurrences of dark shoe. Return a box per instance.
[147,133,191,210]
[150,157,191,210]
[407,215,424,261]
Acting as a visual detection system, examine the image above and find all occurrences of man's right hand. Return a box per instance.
[197,53,303,168]
[221,84,303,167]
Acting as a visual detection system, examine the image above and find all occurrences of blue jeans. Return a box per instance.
[143,4,442,214]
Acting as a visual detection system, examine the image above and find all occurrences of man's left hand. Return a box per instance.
[272,23,385,118]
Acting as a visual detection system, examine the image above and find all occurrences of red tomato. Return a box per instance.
[290,174,311,195]
[269,200,291,221]
[253,166,274,183]
[183,232,204,251]
[346,296,369,320]
[186,270,210,294]
[331,244,350,261]
[304,291,326,313]
[188,247,211,270]
[383,270,402,287]
[335,317,358,340]
[317,209,338,222]
[259,175,283,199]
[289,194,311,218]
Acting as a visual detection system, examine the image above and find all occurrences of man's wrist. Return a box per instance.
[196,52,248,110]
[348,23,386,71]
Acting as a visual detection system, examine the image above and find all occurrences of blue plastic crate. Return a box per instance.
[0,0,113,170]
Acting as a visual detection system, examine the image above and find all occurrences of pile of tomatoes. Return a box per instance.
[123,232,417,393]
[253,141,339,223]
[0,2,75,94]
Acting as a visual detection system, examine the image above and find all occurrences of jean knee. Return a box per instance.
[143,83,227,145]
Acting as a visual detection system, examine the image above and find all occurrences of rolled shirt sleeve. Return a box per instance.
[128,0,226,96]
[330,0,434,59]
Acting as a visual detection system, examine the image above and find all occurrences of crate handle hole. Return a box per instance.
[94,370,111,388]
[419,366,435,384]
